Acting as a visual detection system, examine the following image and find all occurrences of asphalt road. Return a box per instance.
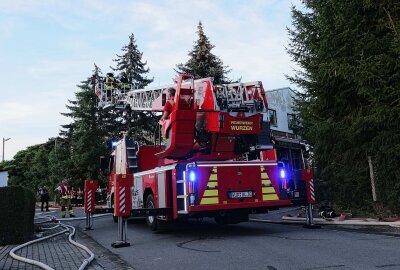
[69,213,400,270]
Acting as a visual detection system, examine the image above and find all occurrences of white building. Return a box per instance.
[266,87,298,137]
[0,171,8,187]
[266,87,306,199]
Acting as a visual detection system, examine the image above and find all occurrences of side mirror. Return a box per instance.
[162,93,166,106]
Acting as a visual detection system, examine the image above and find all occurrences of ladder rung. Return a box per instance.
[177,210,188,214]
[176,180,185,184]
[177,195,187,198]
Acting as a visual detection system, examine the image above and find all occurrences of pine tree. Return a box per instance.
[112,34,157,144]
[288,1,400,213]
[176,21,232,84]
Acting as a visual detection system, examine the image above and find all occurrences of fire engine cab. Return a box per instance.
[97,74,296,230]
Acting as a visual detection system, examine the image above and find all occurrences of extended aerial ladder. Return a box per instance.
[96,76,268,114]
[95,75,273,158]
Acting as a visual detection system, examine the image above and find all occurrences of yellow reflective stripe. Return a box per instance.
[207,181,218,188]
[209,174,218,181]
[261,172,269,179]
[263,194,279,201]
[262,187,276,194]
[201,166,219,205]
[200,197,219,204]
[203,189,218,197]
[260,166,265,172]
[262,180,271,186]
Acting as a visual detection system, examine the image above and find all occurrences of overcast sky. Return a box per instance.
[0,0,301,160]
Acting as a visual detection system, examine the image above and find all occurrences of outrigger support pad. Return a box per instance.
[303,204,321,229]
[111,216,130,248]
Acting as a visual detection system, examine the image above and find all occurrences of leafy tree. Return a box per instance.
[3,141,55,192]
[288,1,400,213]
[112,34,157,144]
[176,21,233,84]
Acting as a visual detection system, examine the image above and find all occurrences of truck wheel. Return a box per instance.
[145,194,158,231]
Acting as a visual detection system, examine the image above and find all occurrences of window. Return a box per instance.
[287,113,297,131]
[269,109,277,127]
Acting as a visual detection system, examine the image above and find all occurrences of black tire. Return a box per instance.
[145,194,158,231]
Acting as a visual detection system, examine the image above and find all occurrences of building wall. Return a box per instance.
[266,87,295,134]
[0,171,8,187]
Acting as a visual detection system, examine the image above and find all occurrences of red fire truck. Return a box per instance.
[97,74,296,230]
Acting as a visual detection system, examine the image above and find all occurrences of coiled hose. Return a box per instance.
[9,213,111,270]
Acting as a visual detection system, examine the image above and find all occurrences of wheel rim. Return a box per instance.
[147,200,154,224]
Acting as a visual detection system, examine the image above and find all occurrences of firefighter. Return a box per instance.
[161,87,176,121]
[104,72,119,100]
[158,87,176,145]
[55,179,75,218]
[119,75,130,94]
[39,186,49,212]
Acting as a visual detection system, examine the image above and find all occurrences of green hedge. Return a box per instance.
[0,186,35,245]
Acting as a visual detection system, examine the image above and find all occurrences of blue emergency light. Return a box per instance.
[280,169,286,179]
[189,171,196,182]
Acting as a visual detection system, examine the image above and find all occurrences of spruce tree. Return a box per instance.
[288,1,400,213]
[176,21,232,84]
[112,34,153,88]
[59,65,110,187]
[112,34,157,144]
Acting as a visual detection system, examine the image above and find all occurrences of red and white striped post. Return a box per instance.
[84,180,98,230]
[112,174,133,248]
[302,169,320,228]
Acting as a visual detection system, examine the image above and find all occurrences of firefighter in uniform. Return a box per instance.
[55,179,75,218]
[104,72,117,101]
[159,87,176,145]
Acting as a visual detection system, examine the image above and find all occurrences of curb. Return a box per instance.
[281,216,400,227]
[250,216,400,228]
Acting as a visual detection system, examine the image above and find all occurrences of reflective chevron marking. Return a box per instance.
[119,186,126,213]
[260,166,279,201]
[87,190,92,212]
[310,179,315,201]
[200,166,219,205]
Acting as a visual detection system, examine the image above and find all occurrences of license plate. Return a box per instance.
[228,191,255,199]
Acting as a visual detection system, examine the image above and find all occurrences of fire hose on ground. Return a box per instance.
[9,213,112,270]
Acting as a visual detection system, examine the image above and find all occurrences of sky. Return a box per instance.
[0,0,302,161]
